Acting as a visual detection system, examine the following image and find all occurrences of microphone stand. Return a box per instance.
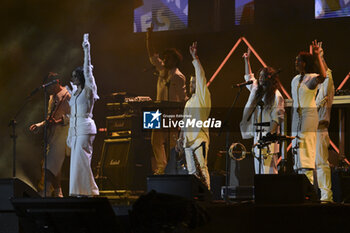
[43,86,49,197]
[257,101,264,174]
[219,86,243,203]
[246,98,265,174]
[8,87,42,178]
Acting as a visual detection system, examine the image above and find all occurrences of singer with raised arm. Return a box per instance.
[291,40,326,186]
[29,73,70,197]
[240,48,285,174]
[315,42,334,202]
[66,34,99,196]
[146,24,187,175]
[175,42,211,189]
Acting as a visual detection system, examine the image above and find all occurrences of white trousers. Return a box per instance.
[151,130,177,173]
[69,135,99,196]
[254,147,278,174]
[185,142,210,189]
[316,127,333,201]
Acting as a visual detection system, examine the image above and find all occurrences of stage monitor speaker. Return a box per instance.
[100,137,152,191]
[0,178,39,211]
[331,169,350,203]
[11,197,121,233]
[0,179,40,233]
[254,174,318,204]
[147,175,212,201]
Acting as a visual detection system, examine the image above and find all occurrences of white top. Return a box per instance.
[291,73,319,110]
[67,46,98,144]
[183,59,211,149]
[240,74,285,140]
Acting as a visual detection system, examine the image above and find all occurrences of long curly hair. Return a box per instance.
[253,66,279,110]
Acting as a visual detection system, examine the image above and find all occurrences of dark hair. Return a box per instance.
[254,66,279,110]
[44,72,60,84]
[297,51,316,73]
[163,48,183,67]
[73,66,85,88]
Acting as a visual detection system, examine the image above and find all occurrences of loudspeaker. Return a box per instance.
[0,178,40,233]
[99,137,152,191]
[331,169,350,203]
[11,197,121,233]
[254,174,318,204]
[147,175,212,201]
[0,179,39,211]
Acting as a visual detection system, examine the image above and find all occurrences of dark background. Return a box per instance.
[0,0,349,189]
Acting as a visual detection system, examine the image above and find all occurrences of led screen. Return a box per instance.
[134,0,188,32]
[315,0,350,19]
[235,0,254,25]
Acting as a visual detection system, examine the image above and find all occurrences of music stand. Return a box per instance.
[11,197,122,233]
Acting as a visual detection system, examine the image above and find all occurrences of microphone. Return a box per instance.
[41,79,59,88]
[28,79,59,97]
[232,80,253,88]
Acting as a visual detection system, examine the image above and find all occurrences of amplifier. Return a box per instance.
[99,137,152,191]
[106,115,141,137]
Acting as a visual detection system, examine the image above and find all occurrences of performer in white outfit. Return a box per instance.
[315,43,334,202]
[67,34,99,196]
[29,73,70,197]
[240,48,285,174]
[146,24,187,175]
[176,42,211,188]
[291,40,326,184]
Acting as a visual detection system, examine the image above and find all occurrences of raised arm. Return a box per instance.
[146,24,163,71]
[242,48,255,91]
[316,43,334,109]
[243,48,253,76]
[307,40,326,89]
[146,24,155,58]
[190,42,211,108]
[82,33,99,99]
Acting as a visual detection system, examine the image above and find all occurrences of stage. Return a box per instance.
[4,197,350,233]
[2,178,350,233]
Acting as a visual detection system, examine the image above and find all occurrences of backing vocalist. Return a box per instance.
[240,48,285,174]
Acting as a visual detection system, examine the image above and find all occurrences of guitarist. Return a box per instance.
[29,73,71,197]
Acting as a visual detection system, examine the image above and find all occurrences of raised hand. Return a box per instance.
[82,33,90,49]
[311,40,322,56]
[242,48,251,60]
[146,23,154,38]
[189,41,198,59]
